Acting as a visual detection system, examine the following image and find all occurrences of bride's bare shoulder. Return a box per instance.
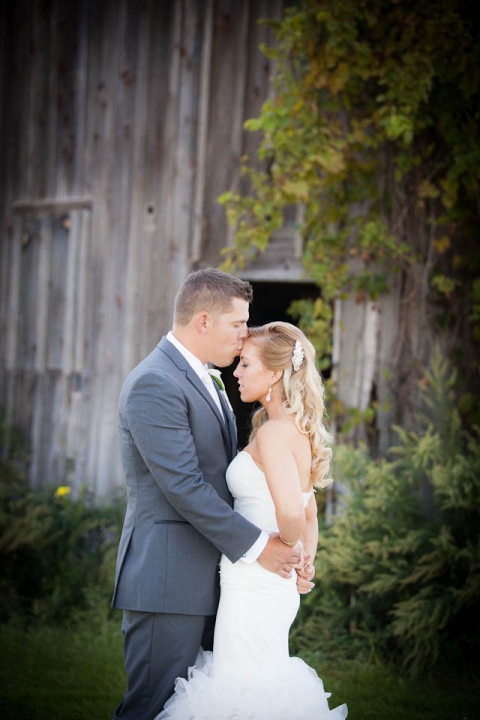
[257,419,311,467]
[256,417,302,447]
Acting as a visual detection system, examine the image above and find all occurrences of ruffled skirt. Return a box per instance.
[157,649,347,720]
[156,556,347,720]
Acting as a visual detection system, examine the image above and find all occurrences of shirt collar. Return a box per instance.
[166,331,209,382]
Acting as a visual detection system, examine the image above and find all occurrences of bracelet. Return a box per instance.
[279,534,297,547]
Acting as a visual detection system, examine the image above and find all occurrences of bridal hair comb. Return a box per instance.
[291,340,304,372]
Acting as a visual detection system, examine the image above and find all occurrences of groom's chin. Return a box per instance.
[222,354,240,367]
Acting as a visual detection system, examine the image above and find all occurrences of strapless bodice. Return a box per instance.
[226,450,313,534]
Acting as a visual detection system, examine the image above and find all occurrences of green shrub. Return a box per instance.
[292,352,480,678]
[0,455,125,626]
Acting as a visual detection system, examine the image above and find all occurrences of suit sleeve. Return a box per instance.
[123,370,261,562]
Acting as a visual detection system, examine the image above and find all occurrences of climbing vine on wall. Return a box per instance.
[219,0,480,393]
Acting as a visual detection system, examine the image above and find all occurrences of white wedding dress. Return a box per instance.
[156,451,348,720]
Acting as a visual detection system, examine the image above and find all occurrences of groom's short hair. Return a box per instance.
[174,268,253,326]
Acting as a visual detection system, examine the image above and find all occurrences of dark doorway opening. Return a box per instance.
[221,281,321,448]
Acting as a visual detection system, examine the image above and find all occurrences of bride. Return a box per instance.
[156,321,348,719]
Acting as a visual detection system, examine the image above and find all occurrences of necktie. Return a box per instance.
[202,371,224,417]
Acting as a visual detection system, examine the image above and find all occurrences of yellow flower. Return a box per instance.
[54,486,71,498]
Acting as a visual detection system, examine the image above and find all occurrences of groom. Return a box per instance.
[111,268,302,720]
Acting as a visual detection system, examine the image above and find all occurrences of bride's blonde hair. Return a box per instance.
[247,321,333,489]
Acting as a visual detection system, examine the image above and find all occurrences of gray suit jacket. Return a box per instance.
[112,337,261,615]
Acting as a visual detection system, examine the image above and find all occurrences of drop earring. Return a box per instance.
[266,379,272,402]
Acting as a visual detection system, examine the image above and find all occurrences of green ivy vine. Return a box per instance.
[219,0,480,385]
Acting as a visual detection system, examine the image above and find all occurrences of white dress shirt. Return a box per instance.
[166,331,223,414]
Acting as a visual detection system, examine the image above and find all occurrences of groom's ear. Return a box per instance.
[194,311,210,335]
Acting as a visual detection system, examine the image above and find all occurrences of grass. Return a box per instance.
[0,621,478,720]
[0,620,126,720]
[324,662,479,720]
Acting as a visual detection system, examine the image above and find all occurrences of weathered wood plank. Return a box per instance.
[52,0,81,196]
[168,0,201,295]
[17,216,41,369]
[45,0,60,199]
[241,0,282,175]
[12,197,93,210]
[11,1,32,203]
[65,377,87,490]
[141,0,181,360]
[375,279,402,454]
[202,0,251,261]
[0,0,9,406]
[7,368,36,450]
[84,0,123,491]
[62,211,78,375]
[93,0,141,495]
[46,214,69,369]
[36,369,65,488]
[73,0,89,194]
[73,208,91,373]
[35,213,53,372]
[122,0,151,376]
[25,1,50,198]
[5,214,22,370]
[190,0,214,264]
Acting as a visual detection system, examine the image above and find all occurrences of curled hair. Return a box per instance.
[247,321,333,489]
[174,268,253,326]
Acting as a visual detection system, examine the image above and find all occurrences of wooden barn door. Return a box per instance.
[5,203,92,490]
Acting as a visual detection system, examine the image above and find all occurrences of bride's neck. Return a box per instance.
[262,399,286,421]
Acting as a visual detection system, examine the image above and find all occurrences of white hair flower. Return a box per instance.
[291,340,304,372]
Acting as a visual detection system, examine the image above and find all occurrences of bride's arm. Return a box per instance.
[298,493,318,582]
[303,493,318,563]
[255,424,306,545]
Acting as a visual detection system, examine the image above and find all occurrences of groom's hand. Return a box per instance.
[257,534,304,579]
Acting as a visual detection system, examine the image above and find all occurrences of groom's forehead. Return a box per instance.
[222,299,249,322]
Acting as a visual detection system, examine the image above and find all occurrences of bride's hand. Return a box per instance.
[296,553,315,581]
[295,554,315,594]
[296,574,314,594]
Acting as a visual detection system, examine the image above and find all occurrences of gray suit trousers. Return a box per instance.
[112,610,215,720]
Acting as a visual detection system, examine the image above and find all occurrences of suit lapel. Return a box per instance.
[158,338,232,454]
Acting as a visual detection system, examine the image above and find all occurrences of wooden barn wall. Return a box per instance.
[0,0,283,495]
